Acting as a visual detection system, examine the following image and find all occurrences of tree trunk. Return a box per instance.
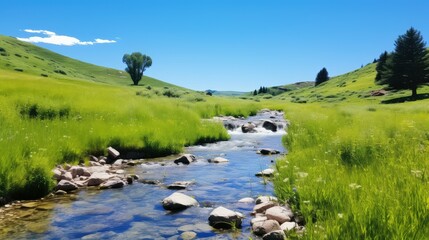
[411,87,417,98]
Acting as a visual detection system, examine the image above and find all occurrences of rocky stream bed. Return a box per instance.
[0,110,303,239]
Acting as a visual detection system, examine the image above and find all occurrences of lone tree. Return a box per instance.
[378,27,429,97]
[122,52,152,86]
[315,67,329,86]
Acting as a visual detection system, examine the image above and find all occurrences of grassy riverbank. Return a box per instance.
[0,70,261,201]
[274,102,429,239]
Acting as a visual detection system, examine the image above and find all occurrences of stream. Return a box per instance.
[0,111,286,239]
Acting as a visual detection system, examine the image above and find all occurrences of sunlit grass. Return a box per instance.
[274,103,429,239]
[0,69,260,200]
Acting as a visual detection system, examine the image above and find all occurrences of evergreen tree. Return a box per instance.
[375,51,389,82]
[315,67,329,86]
[253,90,257,96]
[379,27,429,97]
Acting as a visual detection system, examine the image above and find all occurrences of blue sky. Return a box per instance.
[2,1,429,91]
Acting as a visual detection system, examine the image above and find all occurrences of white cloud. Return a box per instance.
[17,29,117,46]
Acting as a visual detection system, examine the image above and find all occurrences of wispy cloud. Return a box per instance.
[17,29,117,46]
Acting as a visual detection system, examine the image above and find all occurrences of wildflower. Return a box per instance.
[411,170,423,178]
[297,172,308,178]
[338,213,344,219]
[349,183,362,189]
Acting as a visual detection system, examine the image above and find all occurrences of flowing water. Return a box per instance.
[0,112,286,239]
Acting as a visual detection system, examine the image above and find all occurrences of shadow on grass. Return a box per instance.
[381,93,429,104]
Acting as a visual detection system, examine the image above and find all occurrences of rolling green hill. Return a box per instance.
[262,63,429,103]
[0,35,181,89]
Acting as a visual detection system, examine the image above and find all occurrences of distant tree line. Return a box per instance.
[375,27,429,97]
[252,86,269,95]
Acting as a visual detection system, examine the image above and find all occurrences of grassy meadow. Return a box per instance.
[273,102,429,239]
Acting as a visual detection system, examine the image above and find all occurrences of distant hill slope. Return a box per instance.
[271,63,429,103]
[206,90,246,96]
[0,35,182,89]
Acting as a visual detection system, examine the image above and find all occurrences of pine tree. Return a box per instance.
[315,68,329,86]
[253,90,257,96]
[379,27,429,97]
[375,51,389,82]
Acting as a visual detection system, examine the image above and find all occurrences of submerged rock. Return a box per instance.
[255,168,275,177]
[258,148,281,155]
[208,157,229,163]
[208,206,244,229]
[167,181,194,190]
[238,197,254,203]
[162,192,199,211]
[99,179,125,189]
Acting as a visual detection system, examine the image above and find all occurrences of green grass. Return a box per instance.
[0,36,262,201]
[274,102,429,239]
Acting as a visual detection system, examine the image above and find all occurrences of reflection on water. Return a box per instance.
[0,113,286,239]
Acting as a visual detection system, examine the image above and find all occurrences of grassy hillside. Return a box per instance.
[0,37,261,201]
[248,63,429,103]
[0,35,181,88]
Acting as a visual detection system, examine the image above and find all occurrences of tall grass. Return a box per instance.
[274,103,429,239]
[0,73,259,201]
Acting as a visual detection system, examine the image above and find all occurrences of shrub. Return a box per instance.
[14,53,22,57]
[54,69,67,75]
[41,74,48,77]
[14,68,24,72]
[163,89,180,98]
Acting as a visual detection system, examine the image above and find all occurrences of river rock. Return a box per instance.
[180,231,197,240]
[174,154,196,165]
[262,230,286,240]
[52,169,62,180]
[209,157,229,163]
[100,179,125,189]
[255,168,275,177]
[208,206,244,229]
[89,161,102,166]
[253,201,277,214]
[265,206,293,224]
[61,171,73,181]
[107,146,120,159]
[252,219,281,236]
[69,166,91,178]
[241,122,257,133]
[21,202,38,208]
[140,179,161,185]
[262,120,277,132]
[280,221,297,231]
[251,216,268,225]
[167,181,194,190]
[89,155,99,162]
[256,196,278,204]
[56,180,78,192]
[55,190,67,195]
[258,148,280,155]
[238,197,254,203]
[162,192,199,211]
[87,172,112,186]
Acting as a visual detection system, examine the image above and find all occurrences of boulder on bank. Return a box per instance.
[256,196,278,204]
[87,172,113,186]
[262,120,277,132]
[162,192,199,211]
[69,166,91,178]
[252,219,281,236]
[174,154,197,165]
[265,206,293,224]
[253,201,277,214]
[107,146,120,159]
[208,206,244,229]
[99,179,125,189]
[241,122,257,133]
[56,180,78,192]
[255,168,275,177]
[262,230,286,240]
[258,148,280,155]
